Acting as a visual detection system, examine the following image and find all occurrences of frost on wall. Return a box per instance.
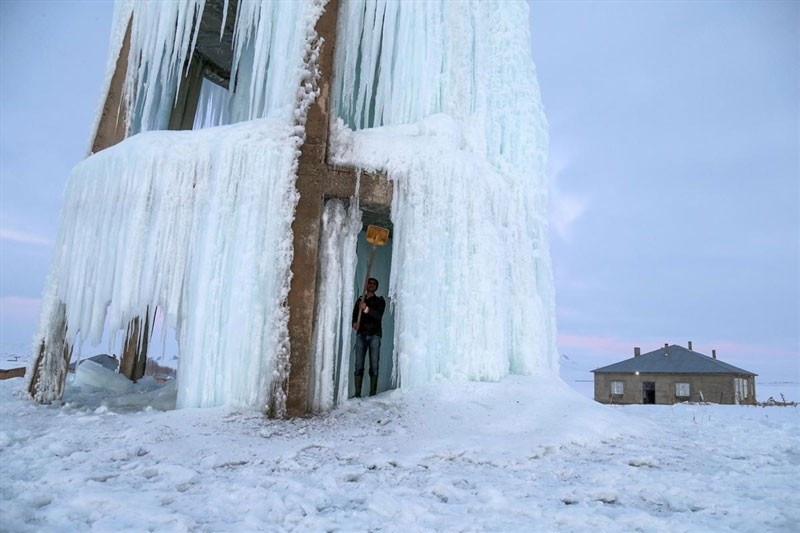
[309,197,362,412]
[28,0,325,413]
[330,0,558,386]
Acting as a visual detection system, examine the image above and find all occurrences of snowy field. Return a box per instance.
[1,375,798,532]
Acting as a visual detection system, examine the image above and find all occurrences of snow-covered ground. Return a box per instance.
[1,374,797,532]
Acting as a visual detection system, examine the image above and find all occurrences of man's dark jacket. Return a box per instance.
[352,295,386,337]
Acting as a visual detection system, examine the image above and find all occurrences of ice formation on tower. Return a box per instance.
[328,0,556,388]
[28,0,556,414]
[29,0,324,414]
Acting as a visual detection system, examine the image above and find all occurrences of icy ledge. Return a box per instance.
[31,119,300,412]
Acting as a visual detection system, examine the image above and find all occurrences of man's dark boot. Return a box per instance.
[369,375,378,396]
[354,375,363,398]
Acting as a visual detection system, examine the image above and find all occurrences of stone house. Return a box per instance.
[592,343,757,405]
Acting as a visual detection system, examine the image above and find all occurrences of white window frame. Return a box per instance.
[675,382,690,398]
[611,381,624,395]
[734,378,749,402]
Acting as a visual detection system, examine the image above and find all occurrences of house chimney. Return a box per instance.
[634,347,641,357]
[664,343,669,356]
[712,349,717,359]
[688,341,693,351]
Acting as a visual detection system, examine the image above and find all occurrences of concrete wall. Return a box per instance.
[594,372,757,405]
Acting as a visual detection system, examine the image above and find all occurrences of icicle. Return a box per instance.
[193,79,231,129]
[35,0,554,410]
[33,120,300,409]
[331,0,557,387]
[229,0,325,124]
[220,0,229,40]
[31,0,326,409]
[122,0,206,133]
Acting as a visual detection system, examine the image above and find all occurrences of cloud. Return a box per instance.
[0,296,41,320]
[0,227,51,246]
[557,333,799,381]
[703,340,799,362]
[558,333,799,360]
[558,333,632,353]
[548,155,587,241]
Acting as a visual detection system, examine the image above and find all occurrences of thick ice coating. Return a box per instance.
[29,0,323,414]
[32,120,301,411]
[329,0,557,385]
[29,0,557,412]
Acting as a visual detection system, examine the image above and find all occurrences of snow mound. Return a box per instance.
[73,359,133,394]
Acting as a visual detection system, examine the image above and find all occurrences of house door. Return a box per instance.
[643,382,656,404]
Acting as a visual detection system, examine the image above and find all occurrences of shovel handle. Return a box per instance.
[356,244,378,326]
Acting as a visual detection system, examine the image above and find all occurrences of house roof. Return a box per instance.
[68,354,119,372]
[591,345,757,376]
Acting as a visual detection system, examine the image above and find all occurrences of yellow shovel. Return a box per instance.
[355,225,390,328]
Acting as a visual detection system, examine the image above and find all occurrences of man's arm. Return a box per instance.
[367,296,386,319]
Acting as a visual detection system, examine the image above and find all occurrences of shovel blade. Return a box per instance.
[366,225,390,246]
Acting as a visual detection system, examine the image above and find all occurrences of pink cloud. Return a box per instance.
[558,333,633,353]
[0,228,51,246]
[0,297,41,320]
[558,333,798,376]
[700,340,798,361]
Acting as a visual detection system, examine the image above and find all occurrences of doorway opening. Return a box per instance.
[307,199,395,411]
[643,381,656,404]
[349,207,395,398]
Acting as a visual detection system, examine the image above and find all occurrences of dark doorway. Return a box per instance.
[643,382,656,404]
[350,209,395,398]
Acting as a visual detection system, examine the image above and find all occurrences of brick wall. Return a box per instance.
[594,372,756,405]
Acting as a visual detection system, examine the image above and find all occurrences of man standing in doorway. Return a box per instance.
[352,277,385,397]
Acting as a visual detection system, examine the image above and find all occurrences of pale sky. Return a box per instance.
[529,0,799,381]
[0,0,797,382]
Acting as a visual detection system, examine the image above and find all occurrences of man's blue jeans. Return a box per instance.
[355,334,381,377]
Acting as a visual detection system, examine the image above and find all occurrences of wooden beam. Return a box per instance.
[283,0,341,417]
[0,367,25,380]
[168,57,205,131]
[282,0,399,416]
[27,301,72,403]
[91,17,132,153]
[119,310,151,381]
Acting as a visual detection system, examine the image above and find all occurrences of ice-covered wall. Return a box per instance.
[124,0,206,133]
[330,0,557,386]
[122,0,321,134]
[31,120,300,411]
[31,0,555,411]
[29,0,325,413]
[309,198,361,411]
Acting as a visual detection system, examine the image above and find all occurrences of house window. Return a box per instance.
[611,381,624,395]
[734,378,749,401]
[675,383,690,398]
